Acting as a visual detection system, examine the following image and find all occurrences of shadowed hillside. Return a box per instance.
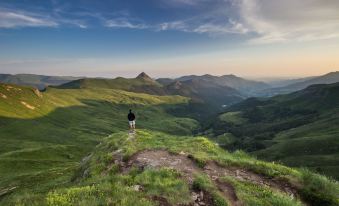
[207,82,339,180]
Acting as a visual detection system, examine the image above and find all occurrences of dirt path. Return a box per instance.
[113,150,301,206]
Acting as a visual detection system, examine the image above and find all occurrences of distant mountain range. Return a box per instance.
[158,74,270,96]
[258,71,339,96]
[0,74,81,90]
[1,71,339,99]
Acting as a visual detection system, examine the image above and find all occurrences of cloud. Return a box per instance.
[239,0,339,44]
[156,17,248,36]
[156,0,339,43]
[193,19,249,35]
[160,0,208,7]
[157,21,188,31]
[0,10,58,28]
[2,0,339,44]
[104,18,147,29]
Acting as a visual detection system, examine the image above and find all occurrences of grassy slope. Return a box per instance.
[44,130,338,206]
[0,83,198,204]
[208,83,339,179]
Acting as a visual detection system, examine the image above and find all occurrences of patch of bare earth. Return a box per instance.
[5,86,21,91]
[33,89,43,98]
[112,150,302,206]
[0,93,7,99]
[20,101,35,110]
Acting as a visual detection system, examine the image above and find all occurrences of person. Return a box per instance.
[127,109,136,131]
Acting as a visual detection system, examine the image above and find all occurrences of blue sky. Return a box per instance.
[0,0,339,78]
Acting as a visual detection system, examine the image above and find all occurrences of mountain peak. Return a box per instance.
[136,72,153,80]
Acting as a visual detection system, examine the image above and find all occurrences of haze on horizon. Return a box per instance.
[0,0,338,78]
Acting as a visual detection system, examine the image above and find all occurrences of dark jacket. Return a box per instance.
[128,112,135,121]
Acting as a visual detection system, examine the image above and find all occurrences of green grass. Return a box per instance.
[134,168,191,204]
[0,83,198,205]
[1,82,339,205]
[84,130,338,205]
[192,174,229,206]
[220,176,302,206]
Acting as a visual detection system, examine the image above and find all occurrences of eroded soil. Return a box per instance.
[112,149,302,206]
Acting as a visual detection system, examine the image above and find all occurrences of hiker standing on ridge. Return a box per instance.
[128,109,136,131]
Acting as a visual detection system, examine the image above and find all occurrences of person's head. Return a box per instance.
[129,109,132,113]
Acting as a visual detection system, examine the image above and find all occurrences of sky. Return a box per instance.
[0,0,339,78]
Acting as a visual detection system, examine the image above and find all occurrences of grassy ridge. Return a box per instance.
[0,83,198,204]
[43,130,338,206]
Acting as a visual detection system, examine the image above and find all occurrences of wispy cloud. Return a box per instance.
[2,0,339,44]
[239,0,339,44]
[193,19,249,35]
[0,10,58,28]
[155,15,249,36]
[156,0,339,43]
[160,0,208,7]
[157,21,188,32]
[104,18,147,29]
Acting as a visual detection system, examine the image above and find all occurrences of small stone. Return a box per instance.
[200,191,204,200]
[191,192,198,201]
[211,176,218,180]
[199,202,206,206]
[236,170,240,176]
[133,185,142,191]
[179,151,186,155]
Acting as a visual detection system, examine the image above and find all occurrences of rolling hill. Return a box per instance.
[58,72,163,93]
[58,73,247,118]
[207,82,339,180]
[0,74,81,90]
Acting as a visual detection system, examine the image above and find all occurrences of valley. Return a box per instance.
[0,72,338,205]
[208,83,339,179]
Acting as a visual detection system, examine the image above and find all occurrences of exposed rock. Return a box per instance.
[133,185,143,191]
[191,192,199,201]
